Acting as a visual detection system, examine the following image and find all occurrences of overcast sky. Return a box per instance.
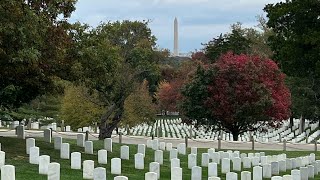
[69,0,282,53]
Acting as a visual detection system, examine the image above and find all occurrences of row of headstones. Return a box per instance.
[0,143,17,180]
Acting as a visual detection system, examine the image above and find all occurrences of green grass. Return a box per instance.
[0,136,320,179]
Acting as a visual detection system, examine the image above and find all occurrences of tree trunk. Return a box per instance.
[231,130,239,141]
[289,117,294,131]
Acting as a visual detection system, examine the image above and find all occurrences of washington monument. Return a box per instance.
[173,17,179,56]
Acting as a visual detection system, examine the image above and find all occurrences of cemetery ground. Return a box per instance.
[0,137,320,180]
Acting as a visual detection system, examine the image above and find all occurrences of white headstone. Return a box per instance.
[48,162,60,180]
[226,172,238,180]
[307,165,314,178]
[188,154,197,169]
[252,157,260,166]
[283,175,293,180]
[111,158,121,175]
[299,167,308,180]
[29,146,40,164]
[233,157,241,171]
[170,149,178,160]
[77,134,85,147]
[191,147,197,155]
[271,162,279,175]
[159,142,166,150]
[155,150,163,165]
[138,144,145,157]
[191,166,202,180]
[54,137,62,150]
[1,165,15,180]
[104,138,112,152]
[149,162,160,179]
[39,155,50,175]
[279,160,286,172]
[201,153,210,167]
[291,169,301,180]
[44,129,52,143]
[212,152,220,164]
[114,176,128,180]
[166,143,173,151]
[171,167,182,180]
[147,140,152,148]
[83,160,94,179]
[171,158,180,169]
[0,151,5,168]
[271,176,282,180]
[241,171,251,180]
[243,157,251,169]
[98,150,108,164]
[145,172,157,180]
[60,143,70,159]
[26,138,35,154]
[135,153,144,169]
[71,152,81,169]
[152,139,159,150]
[208,177,221,180]
[253,166,262,180]
[208,162,218,177]
[286,159,293,170]
[121,145,129,160]
[65,126,71,132]
[93,167,106,180]
[222,158,231,174]
[177,143,186,155]
[263,164,272,178]
[85,141,93,154]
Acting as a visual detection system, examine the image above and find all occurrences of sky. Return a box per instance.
[69,0,282,54]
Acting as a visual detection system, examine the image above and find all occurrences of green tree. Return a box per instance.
[0,0,77,111]
[60,84,104,131]
[264,0,320,124]
[72,21,160,139]
[121,80,156,128]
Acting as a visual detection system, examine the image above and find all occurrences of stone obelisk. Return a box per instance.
[174,17,179,56]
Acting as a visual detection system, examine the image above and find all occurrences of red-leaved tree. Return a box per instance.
[182,52,291,140]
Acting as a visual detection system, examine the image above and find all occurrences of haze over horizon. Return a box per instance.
[70,0,283,53]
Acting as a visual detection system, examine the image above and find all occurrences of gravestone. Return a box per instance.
[104,138,112,152]
[149,162,160,179]
[243,157,251,169]
[166,143,173,151]
[307,165,314,178]
[191,166,202,180]
[159,142,166,150]
[30,146,40,164]
[212,152,220,164]
[171,158,180,169]
[1,165,15,180]
[114,176,128,180]
[299,167,308,180]
[171,167,182,180]
[0,151,5,168]
[222,158,231,174]
[291,169,300,180]
[152,139,159,150]
[263,164,272,178]
[39,155,50,175]
[252,157,260,166]
[170,149,178,160]
[54,137,62,150]
[71,152,81,169]
[191,147,197,155]
[60,143,70,159]
[208,177,221,180]
[44,129,52,143]
[271,176,282,180]
[226,172,238,180]
[177,143,186,155]
[155,150,163,165]
[83,160,94,179]
[253,166,262,180]
[138,144,145,157]
[111,158,121,175]
[93,167,106,180]
[279,160,286,172]
[121,145,129,160]
[286,159,293,170]
[208,162,218,177]
[201,153,209,167]
[77,134,85,147]
[85,141,94,154]
[17,125,25,139]
[145,172,157,180]
[271,162,279,175]
[48,162,60,180]
[188,154,197,169]
[241,171,251,180]
[135,153,144,169]
[232,157,241,171]
[26,138,35,154]
[283,175,292,180]
[98,150,108,164]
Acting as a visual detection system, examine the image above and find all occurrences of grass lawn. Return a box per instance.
[0,136,320,180]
